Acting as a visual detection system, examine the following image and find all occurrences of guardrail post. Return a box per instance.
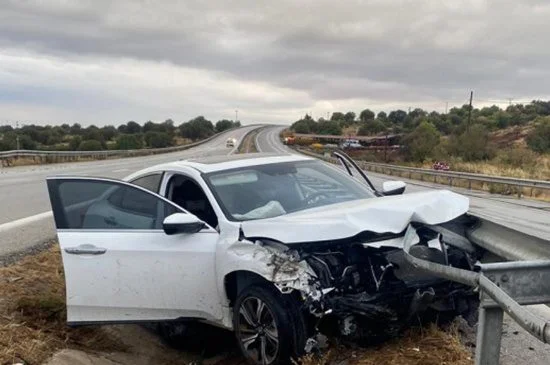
[517,185,522,199]
[468,179,472,190]
[475,306,503,365]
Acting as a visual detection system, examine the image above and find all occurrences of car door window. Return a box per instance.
[130,173,163,193]
[49,179,181,230]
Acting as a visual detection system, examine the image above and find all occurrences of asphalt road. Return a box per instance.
[257,126,550,241]
[0,126,259,257]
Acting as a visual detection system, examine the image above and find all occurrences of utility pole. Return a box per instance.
[467,91,473,133]
[15,121,20,150]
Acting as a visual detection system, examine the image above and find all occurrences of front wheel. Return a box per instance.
[233,284,306,365]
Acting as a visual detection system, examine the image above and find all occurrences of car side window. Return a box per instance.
[51,179,181,230]
[130,173,163,193]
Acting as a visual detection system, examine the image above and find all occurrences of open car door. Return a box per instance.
[46,177,221,324]
[332,150,406,196]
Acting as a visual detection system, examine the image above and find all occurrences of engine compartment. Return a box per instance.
[294,224,480,341]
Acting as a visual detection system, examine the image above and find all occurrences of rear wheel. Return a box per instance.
[233,284,306,365]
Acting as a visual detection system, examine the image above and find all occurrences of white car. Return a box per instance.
[46,152,479,364]
[226,138,237,148]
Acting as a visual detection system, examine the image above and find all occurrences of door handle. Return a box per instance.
[65,244,107,255]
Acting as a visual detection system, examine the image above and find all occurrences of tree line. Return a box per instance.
[290,100,550,162]
[0,117,241,152]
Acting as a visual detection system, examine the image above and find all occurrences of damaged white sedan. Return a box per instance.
[46,152,481,365]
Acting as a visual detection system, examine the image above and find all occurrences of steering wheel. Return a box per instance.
[304,191,329,205]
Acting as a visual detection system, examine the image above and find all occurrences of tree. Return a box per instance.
[359,109,375,122]
[144,131,173,148]
[404,121,440,162]
[78,140,103,151]
[215,119,235,133]
[70,123,83,135]
[341,112,356,127]
[143,121,156,133]
[291,115,318,134]
[116,134,143,150]
[179,116,214,141]
[101,125,117,141]
[125,121,142,134]
[317,120,342,135]
[388,110,407,124]
[357,119,386,135]
[69,136,82,151]
[447,124,493,161]
[330,112,345,122]
[526,117,550,153]
[0,125,14,133]
[377,111,387,121]
[117,124,128,134]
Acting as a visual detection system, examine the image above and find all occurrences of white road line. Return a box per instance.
[0,211,53,234]
[112,168,130,173]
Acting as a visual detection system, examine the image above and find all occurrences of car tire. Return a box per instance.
[233,284,307,365]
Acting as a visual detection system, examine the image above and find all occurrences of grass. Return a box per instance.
[0,244,125,364]
[299,324,473,365]
[236,129,259,154]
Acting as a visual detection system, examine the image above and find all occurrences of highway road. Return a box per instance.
[0,126,259,257]
[257,126,550,241]
[1,123,549,258]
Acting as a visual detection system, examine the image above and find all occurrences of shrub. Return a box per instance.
[526,118,550,153]
[78,140,103,151]
[116,134,143,150]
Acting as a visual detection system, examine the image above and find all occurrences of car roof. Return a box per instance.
[132,153,315,176]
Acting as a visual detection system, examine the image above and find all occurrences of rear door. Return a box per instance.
[46,177,222,324]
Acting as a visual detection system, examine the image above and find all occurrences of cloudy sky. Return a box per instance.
[1,0,550,126]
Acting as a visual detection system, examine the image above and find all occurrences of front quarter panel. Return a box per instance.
[215,223,319,327]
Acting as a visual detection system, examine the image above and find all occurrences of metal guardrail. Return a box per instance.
[403,224,550,365]
[294,147,550,198]
[0,129,236,167]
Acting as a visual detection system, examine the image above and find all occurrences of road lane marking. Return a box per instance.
[112,169,130,173]
[0,211,53,234]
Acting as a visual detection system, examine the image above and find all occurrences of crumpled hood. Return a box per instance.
[241,189,469,244]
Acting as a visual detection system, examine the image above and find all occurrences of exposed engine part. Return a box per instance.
[297,224,480,341]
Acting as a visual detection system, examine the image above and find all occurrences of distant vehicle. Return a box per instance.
[283,136,295,145]
[339,138,362,149]
[433,161,450,171]
[226,138,237,148]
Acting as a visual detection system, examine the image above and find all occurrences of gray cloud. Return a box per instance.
[1,0,550,124]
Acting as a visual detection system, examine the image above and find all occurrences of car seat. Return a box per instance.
[171,179,218,229]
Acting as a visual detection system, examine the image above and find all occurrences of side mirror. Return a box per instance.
[163,213,206,235]
[382,181,406,196]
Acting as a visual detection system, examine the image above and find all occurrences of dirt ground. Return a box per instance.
[6,243,548,365]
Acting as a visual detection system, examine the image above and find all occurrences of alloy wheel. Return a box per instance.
[237,296,279,365]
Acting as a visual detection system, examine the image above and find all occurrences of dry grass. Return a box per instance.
[0,244,125,365]
[300,324,473,365]
[236,129,259,154]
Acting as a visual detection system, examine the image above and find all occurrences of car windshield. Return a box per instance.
[204,160,376,221]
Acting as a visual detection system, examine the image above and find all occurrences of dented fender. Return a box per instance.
[218,238,318,294]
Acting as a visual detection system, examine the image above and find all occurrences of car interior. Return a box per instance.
[167,175,219,229]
